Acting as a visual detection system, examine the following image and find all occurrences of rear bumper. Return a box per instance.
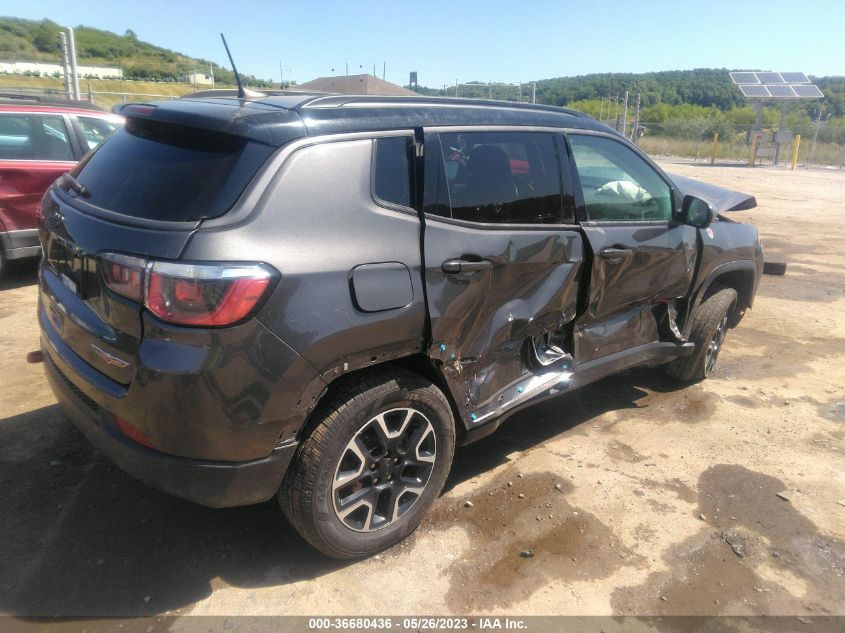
[43,344,298,508]
[1,229,40,260]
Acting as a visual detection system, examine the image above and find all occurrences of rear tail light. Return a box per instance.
[99,253,276,327]
[146,262,273,326]
[101,253,146,302]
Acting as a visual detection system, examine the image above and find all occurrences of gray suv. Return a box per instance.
[36,94,763,558]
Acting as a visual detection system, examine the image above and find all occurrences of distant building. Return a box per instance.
[298,73,417,96]
[0,60,122,79]
[182,72,214,86]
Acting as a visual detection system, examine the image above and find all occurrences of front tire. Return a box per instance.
[664,287,737,383]
[279,368,455,559]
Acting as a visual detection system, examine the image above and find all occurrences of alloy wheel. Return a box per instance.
[332,407,436,532]
[705,314,729,376]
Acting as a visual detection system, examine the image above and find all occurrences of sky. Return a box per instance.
[3,0,844,88]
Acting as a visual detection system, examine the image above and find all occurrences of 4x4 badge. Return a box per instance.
[90,344,129,368]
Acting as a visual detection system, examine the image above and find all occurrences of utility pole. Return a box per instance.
[59,31,71,99]
[622,90,629,137]
[455,78,458,97]
[614,93,619,130]
[518,82,522,103]
[489,81,492,99]
[210,62,214,87]
[632,93,641,144]
[383,62,386,81]
[532,82,536,104]
[67,27,80,101]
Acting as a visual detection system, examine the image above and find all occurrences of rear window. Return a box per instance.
[74,118,275,222]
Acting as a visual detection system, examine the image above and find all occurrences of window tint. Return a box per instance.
[74,118,274,222]
[0,114,73,161]
[432,131,562,224]
[373,136,413,208]
[568,134,672,222]
[76,116,119,152]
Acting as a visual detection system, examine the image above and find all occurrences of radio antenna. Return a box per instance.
[220,33,246,98]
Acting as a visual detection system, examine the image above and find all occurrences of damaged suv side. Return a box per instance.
[37,95,763,558]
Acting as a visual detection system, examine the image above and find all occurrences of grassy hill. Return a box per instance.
[0,17,270,85]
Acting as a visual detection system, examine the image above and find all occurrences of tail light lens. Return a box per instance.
[101,253,147,302]
[99,253,276,327]
[145,262,274,326]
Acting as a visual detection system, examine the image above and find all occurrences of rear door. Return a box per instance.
[421,129,583,426]
[0,112,77,235]
[565,132,697,363]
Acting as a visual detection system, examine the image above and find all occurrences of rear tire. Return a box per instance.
[664,288,737,383]
[279,368,455,559]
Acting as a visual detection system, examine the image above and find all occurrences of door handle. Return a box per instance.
[599,247,633,262]
[442,258,492,274]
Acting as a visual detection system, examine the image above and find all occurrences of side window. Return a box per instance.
[568,134,672,222]
[35,115,74,161]
[76,116,119,152]
[0,114,73,161]
[0,115,32,159]
[373,136,414,209]
[428,131,563,224]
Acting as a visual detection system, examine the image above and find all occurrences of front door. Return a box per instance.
[566,133,697,363]
[421,129,584,426]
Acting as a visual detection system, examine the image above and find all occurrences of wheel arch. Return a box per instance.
[294,354,466,445]
[687,260,758,336]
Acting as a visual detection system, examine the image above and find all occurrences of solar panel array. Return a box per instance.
[730,71,811,84]
[738,84,823,99]
[730,71,821,99]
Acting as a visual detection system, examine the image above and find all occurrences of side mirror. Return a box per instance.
[681,194,715,228]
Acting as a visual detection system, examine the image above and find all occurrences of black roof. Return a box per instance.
[115,94,614,147]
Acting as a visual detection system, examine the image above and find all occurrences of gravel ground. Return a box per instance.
[0,161,843,618]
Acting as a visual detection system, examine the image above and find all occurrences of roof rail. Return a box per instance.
[180,88,330,99]
[299,94,585,117]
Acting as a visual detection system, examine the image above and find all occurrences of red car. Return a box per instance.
[0,98,122,276]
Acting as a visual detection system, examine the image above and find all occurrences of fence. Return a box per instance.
[594,117,845,169]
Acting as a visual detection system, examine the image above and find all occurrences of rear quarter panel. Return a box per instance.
[183,137,428,379]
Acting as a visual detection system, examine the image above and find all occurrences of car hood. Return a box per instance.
[669,174,757,212]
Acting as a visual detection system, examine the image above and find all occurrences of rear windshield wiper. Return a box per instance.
[61,173,90,198]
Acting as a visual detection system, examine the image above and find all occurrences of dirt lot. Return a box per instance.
[0,161,843,619]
